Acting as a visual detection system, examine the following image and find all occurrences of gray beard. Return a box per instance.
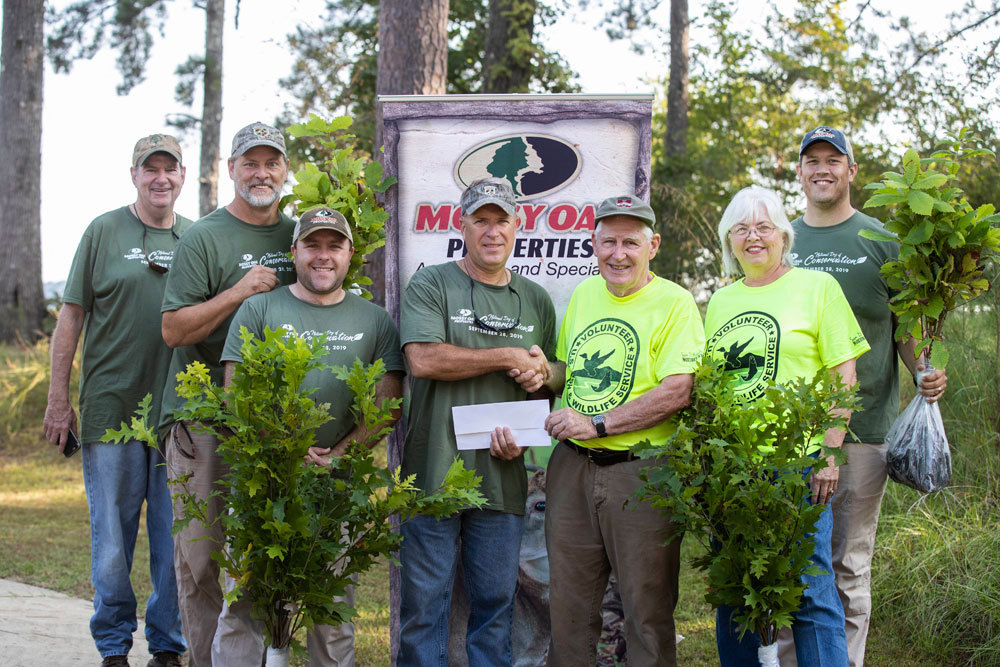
[237,182,279,208]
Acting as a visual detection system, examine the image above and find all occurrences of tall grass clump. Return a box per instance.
[874,264,1000,663]
[0,336,75,444]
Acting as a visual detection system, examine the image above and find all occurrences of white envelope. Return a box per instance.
[451,399,551,450]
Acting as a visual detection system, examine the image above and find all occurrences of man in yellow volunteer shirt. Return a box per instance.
[535,195,705,667]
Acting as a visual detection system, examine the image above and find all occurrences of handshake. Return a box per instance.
[505,344,553,394]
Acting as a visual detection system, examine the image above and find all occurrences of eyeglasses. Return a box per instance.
[133,206,179,273]
[730,223,778,239]
[469,276,522,333]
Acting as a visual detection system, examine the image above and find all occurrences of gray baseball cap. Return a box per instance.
[231,122,286,159]
[594,195,656,228]
[293,207,353,244]
[460,178,517,216]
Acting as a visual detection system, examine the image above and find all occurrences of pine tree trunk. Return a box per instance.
[199,0,224,218]
[483,0,537,93]
[665,0,689,158]
[373,0,448,306]
[0,0,46,342]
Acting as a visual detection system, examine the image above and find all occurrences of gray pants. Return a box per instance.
[166,422,228,667]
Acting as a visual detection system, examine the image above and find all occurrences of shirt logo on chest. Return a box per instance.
[706,311,780,404]
[564,318,639,415]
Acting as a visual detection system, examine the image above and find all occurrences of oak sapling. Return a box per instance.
[634,359,857,653]
[103,328,485,661]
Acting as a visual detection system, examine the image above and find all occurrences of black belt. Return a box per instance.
[561,440,635,466]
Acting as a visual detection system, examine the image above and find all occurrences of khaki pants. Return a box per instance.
[545,443,681,667]
[166,422,229,667]
[212,570,356,666]
[778,442,888,667]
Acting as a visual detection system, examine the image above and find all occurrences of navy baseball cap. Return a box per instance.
[800,126,854,163]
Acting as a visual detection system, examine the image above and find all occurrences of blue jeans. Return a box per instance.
[82,440,185,658]
[716,499,848,667]
[397,510,523,667]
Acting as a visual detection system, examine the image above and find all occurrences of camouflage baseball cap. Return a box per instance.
[132,134,183,168]
[293,207,353,244]
[594,195,656,228]
[230,121,286,159]
[460,178,517,217]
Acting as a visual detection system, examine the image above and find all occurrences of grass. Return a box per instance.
[3,296,998,667]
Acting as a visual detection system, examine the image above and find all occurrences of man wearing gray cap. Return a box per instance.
[540,194,704,667]
[397,178,556,666]
[159,121,296,666]
[780,126,947,667]
[44,134,190,667]
[211,207,405,666]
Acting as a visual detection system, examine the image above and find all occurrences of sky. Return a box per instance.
[11,0,949,282]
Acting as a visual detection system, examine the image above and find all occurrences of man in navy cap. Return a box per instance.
[782,126,948,667]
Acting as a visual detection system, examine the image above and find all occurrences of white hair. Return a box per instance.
[595,219,654,240]
[717,185,795,277]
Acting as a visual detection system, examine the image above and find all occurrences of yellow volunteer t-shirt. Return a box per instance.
[705,267,870,406]
[557,274,705,451]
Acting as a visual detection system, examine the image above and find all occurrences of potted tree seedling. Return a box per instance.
[634,360,857,667]
[105,330,485,665]
[860,128,1000,491]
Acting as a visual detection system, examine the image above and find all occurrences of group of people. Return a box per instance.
[44,121,946,667]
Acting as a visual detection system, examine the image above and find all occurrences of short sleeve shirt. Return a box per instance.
[63,206,194,443]
[705,267,870,403]
[158,207,296,434]
[556,274,705,452]
[790,211,900,442]
[222,287,405,447]
[400,262,557,515]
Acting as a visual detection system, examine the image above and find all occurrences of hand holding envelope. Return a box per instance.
[452,400,552,454]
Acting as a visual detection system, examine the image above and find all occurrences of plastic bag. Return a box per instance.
[885,365,952,493]
[757,642,779,667]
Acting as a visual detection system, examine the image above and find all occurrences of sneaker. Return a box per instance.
[146,652,183,667]
[101,657,129,667]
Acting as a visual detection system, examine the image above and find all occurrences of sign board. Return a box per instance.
[380,94,653,324]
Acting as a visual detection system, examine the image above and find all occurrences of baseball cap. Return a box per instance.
[231,122,286,159]
[293,207,353,244]
[594,195,656,228]
[460,179,517,217]
[132,134,183,168]
[799,125,855,163]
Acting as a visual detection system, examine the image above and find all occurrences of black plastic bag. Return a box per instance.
[885,367,952,493]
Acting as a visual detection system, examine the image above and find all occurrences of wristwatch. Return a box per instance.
[592,414,608,438]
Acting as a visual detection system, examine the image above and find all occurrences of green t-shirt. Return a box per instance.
[705,267,870,409]
[63,206,194,443]
[159,207,296,434]
[556,274,705,452]
[221,287,405,447]
[790,211,900,442]
[400,262,557,514]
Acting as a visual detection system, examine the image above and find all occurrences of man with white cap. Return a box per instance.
[44,134,190,667]
[158,121,296,666]
[211,207,405,665]
[397,177,556,666]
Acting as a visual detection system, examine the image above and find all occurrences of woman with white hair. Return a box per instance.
[704,185,869,666]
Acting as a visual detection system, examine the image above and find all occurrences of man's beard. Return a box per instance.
[238,180,280,208]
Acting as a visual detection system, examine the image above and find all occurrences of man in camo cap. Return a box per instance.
[45,134,191,667]
[158,121,296,667]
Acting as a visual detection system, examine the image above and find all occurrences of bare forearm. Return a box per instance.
[47,304,85,402]
[544,361,567,394]
[896,337,921,376]
[162,286,248,348]
[405,343,521,381]
[604,374,693,437]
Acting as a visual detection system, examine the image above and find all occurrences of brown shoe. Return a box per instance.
[101,657,129,667]
[146,652,183,667]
